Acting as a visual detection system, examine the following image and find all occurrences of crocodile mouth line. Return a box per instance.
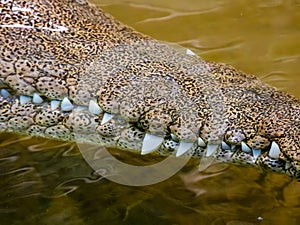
[0,87,297,178]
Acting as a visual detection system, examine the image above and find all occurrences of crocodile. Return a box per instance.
[0,0,299,179]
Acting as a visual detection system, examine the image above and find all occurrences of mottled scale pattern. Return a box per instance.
[5,75,36,95]
[35,109,64,126]
[63,111,98,133]
[117,126,144,151]
[0,98,11,121]
[0,0,300,179]
[44,124,72,140]
[7,116,34,131]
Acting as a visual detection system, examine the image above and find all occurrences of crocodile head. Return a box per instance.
[0,0,299,178]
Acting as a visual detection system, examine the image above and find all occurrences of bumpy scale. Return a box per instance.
[0,0,300,179]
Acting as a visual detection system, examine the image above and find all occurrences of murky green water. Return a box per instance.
[1,1,300,225]
[2,133,300,225]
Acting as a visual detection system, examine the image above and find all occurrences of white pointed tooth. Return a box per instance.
[231,145,237,150]
[89,100,102,115]
[241,141,251,153]
[206,144,219,157]
[101,112,115,125]
[61,97,74,111]
[221,141,230,150]
[198,137,206,147]
[20,95,31,104]
[252,149,261,161]
[75,105,88,111]
[1,89,10,98]
[176,141,194,157]
[268,141,281,159]
[51,100,60,110]
[171,133,179,142]
[32,93,43,104]
[141,133,164,155]
[186,48,196,56]
[285,162,292,170]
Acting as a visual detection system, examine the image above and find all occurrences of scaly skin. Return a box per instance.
[0,0,299,178]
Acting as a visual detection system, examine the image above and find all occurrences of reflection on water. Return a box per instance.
[1,0,300,225]
[1,133,300,225]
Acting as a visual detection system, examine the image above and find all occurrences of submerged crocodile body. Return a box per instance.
[0,0,299,178]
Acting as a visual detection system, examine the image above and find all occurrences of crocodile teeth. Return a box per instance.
[0,89,10,98]
[75,105,88,111]
[252,149,261,161]
[61,97,74,111]
[171,133,179,142]
[101,112,114,125]
[176,141,194,157]
[198,137,206,147]
[241,141,251,153]
[221,141,230,150]
[20,95,31,104]
[231,145,237,150]
[51,100,60,110]
[268,141,281,159]
[206,144,219,157]
[186,49,196,56]
[141,133,164,155]
[89,100,102,115]
[285,162,292,170]
[32,93,43,104]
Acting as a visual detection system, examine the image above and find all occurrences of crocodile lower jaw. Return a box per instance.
[0,88,297,178]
